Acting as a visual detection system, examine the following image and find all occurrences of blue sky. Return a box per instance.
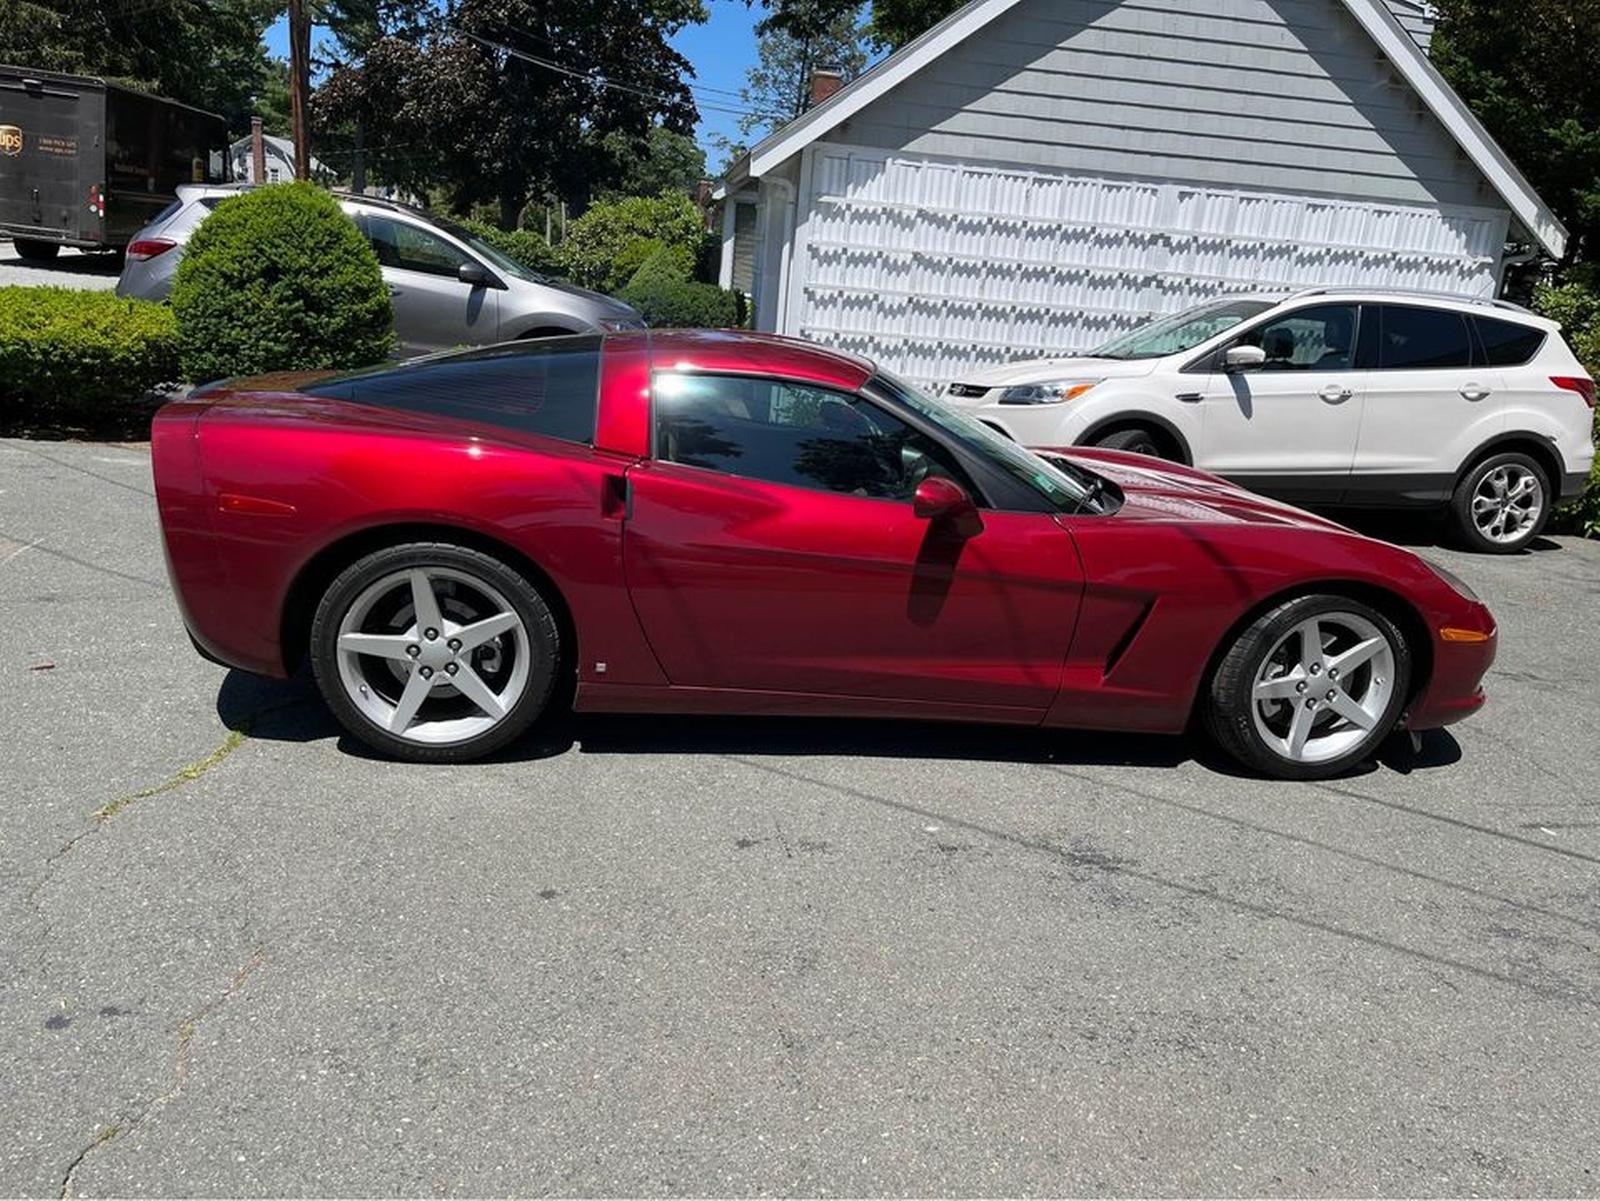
[264,0,764,166]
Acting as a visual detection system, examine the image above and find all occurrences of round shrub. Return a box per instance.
[0,287,179,418]
[171,182,392,383]
[619,247,741,329]
[559,192,705,294]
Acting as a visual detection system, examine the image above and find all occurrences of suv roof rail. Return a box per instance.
[1284,285,1533,316]
[329,189,425,216]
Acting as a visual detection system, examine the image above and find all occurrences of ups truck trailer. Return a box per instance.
[0,65,227,261]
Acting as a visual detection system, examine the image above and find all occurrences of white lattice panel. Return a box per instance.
[789,145,1508,387]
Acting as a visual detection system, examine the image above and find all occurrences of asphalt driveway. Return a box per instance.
[3,438,1598,1197]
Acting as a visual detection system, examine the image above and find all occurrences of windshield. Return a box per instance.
[1091,298,1276,360]
[871,371,1106,513]
[436,218,550,284]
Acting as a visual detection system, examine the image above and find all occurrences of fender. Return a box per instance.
[1453,428,1566,489]
[1075,411,1195,465]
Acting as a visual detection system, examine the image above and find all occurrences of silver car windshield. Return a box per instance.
[437,219,549,284]
[1091,298,1276,360]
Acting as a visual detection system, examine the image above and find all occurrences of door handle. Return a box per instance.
[1460,383,1491,401]
[601,473,630,520]
[1318,385,1354,404]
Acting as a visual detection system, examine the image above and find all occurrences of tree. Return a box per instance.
[738,1,866,141]
[1430,0,1600,264]
[759,0,950,53]
[314,0,706,226]
[0,0,283,136]
[598,125,707,199]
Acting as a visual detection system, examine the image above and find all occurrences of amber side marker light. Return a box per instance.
[1440,627,1493,643]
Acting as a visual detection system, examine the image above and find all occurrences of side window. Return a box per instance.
[654,373,969,502]
[1233,305,1359,371]
[301,337,601,444]
[1473,316,1547,367]
[1373,305,1472,369]
[363,214,473,278]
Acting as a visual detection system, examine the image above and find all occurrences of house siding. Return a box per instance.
[1383,0,1436,51]
[829,0,1490,210]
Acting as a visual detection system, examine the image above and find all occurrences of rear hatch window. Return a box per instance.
[301,337,603,446]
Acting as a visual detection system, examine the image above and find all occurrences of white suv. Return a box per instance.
[940,289,1596,553]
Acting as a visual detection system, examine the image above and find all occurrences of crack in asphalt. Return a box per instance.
[57,948,267,1199]
[724,755,1598,1008]
[0,439,155,498]
[18,699,306,995]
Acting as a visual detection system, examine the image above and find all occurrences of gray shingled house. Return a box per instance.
[715,0,1565,387]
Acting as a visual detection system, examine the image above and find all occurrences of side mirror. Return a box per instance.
[458,261,491,288]
[913,476,976,522]
[1224,344,1266,373]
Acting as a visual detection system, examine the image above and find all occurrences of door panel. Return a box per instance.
[621,461,1084,712]
[1195,303,1365,503]
[359,213,498,355]
[1352,304,1505,498]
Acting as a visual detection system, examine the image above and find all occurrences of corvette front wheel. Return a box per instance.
[1204,595,1411,780]
[309,542,560,762]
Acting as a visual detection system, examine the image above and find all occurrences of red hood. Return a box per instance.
[1047,447,1352,532]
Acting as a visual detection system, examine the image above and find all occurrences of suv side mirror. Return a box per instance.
[458,261,492,288]
[913,476,976,522]
[1224,344,1266,373]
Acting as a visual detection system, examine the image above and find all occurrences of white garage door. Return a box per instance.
[788,143,1510,388]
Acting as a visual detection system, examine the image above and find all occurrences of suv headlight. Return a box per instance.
[998,379,1101,405]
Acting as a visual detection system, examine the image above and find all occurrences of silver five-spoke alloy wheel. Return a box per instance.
[1471,462,1544,546]
[335,566,531,744]
[1250,610,1397,766]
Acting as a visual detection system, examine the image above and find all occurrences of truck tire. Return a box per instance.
[12,239,61,262]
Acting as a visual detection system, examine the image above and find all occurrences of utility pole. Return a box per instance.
[288,0,312,180]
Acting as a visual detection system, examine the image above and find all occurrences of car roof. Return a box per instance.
[1250,287,1546,323]
[625,330,876,391]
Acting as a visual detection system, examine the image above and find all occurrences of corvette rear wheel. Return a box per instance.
[1205,595,1411,780]
[310,543,560,762]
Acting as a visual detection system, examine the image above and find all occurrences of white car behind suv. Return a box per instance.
[941,289,1595,553]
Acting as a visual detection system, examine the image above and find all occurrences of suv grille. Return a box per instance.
[945,383,990,399]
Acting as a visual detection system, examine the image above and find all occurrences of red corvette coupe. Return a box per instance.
[152,331,1497,779]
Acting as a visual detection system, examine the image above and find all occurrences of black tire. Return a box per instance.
[309,541,561,762]
[1448,451,1550,554]
[1093,425,1167,459]
[1204,594,1412,781]
[13,238,61,262]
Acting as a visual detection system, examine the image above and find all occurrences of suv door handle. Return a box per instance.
[1318,385,1354,404]
[1460,383,1492,401]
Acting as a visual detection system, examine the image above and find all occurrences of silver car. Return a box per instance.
[116,184,644,355]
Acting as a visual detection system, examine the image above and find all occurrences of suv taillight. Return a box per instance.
[1552,376,1597,408]
[126,238,177,261]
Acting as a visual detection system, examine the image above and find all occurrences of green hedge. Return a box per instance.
[619,246,742,329]
[452,217,566,279]
[171,182,392,383]
[0,287,179,414]
[1535,272,1600,537]
[559,191,706,293]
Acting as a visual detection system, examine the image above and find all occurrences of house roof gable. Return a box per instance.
[721,0,1565,258]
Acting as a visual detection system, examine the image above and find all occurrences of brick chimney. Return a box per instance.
[250,116,266,184]
[809,68,845,109]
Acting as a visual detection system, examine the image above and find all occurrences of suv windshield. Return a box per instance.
[435,218,549,284]
[870,371,1111,513]
[1091,298,1276,360]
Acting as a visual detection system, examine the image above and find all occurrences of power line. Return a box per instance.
[464,33,782,122]
[482,20,754,101]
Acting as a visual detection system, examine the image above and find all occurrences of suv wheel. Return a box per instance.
[1450,451,1549,554]
[1094,426,1167,459]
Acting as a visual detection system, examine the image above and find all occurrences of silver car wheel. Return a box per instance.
[335,566,530,745]
[1471,463,1544,545]
[1250,611,1397,765]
